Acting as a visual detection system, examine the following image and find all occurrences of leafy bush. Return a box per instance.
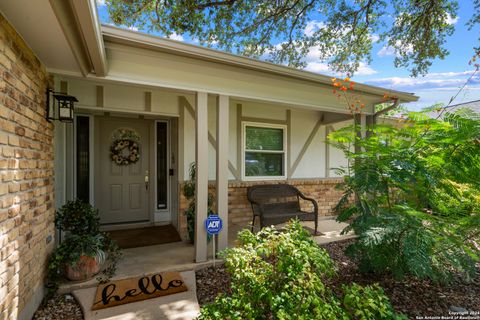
[330,111,480,283]
[55,199,100,235]
[342,283,406,320]
[198,220,403,320]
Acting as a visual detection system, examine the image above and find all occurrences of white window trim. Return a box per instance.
[241,121,287,181]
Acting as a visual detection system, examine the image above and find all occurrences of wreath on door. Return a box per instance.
[110,129,141,166]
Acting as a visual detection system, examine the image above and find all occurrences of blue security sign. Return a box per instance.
[205,214,223,235]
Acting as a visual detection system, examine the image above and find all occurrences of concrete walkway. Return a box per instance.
[63,218,353,320]
[73,271,200,320]
[59,217,353,294]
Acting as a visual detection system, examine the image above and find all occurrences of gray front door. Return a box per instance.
[95,117,150,225]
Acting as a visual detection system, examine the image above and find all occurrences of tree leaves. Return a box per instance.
[103,0,474,76]
[330,110,480,283]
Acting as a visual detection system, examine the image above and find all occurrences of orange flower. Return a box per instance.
[333,82,341,87]
[340,86,347,91]
[360,103,365,108]
[331,77,337,82]
[344,77,350,82]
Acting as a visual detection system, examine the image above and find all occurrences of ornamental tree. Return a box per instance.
[103,0,479,76]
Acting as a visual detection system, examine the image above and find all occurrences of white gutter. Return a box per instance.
[69,0,107,77]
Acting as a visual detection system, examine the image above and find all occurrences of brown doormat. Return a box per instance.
[92,271,188,310]
[107,225,182,249]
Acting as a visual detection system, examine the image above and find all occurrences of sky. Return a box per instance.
[96,1,480,111]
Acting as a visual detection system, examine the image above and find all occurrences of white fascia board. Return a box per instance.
[69,0,107,76]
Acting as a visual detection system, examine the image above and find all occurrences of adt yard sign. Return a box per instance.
[205,215,223,235]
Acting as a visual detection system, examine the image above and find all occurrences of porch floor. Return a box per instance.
[59,217,353,294]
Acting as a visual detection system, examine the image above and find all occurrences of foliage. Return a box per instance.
[102,0,477,76]
[330,111,480,283]
[198,220,404,320]
[47,200,122,297]
[55,199,100,235]
[342,283,406,320]
[183,163,214,242]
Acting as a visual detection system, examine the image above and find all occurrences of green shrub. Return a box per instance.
[330,111,480,283]
[342,283,406,320]
[198,220,403,320]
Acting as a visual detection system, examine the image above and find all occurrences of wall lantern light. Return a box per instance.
[46,88,78,122]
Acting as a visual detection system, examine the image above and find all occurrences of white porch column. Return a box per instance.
[195,92,208,262]
[216,95,229,251]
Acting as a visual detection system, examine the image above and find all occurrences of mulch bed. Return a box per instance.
[196,239,480,318]
[33,294,83,320]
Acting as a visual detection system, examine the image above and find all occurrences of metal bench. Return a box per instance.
[247,184,319,235]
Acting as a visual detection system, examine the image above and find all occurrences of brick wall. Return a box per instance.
[178,178,344,240]
[0,14,54,319]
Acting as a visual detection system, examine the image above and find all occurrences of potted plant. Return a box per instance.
[46,200,121,296]
[183,163,215,243]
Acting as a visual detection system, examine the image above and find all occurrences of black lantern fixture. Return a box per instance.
[46,88,78,122]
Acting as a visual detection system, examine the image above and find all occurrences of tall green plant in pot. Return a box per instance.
[46,200,122,297]
[183,163,215,243]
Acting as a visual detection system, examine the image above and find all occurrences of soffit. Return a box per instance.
[0,0,81,74]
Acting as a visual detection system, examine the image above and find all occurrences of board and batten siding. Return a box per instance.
[180,96,353,181]
[54,77,353,185]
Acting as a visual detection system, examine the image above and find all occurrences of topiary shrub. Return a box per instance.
[198,220,403,320]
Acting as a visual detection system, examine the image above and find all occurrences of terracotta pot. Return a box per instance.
[65,255,101,281]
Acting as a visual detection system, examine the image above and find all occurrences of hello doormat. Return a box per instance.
[92,272,188,310]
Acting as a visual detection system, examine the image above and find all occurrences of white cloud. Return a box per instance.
[304,20,326,36]
[377,40,413,57]
[304,61,377,76]
[366,70,480,91]
[377,45,396,57]
[371,70,480,111]
[167,33,184,41]
[96,0,106,6]
[445,14,459,25]
[304,62,331,73]
[369,34,380,43]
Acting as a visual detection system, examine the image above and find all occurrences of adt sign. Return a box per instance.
[205,214,223,235]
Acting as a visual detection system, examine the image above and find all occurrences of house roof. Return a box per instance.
[424,100,480,120]
[445,100,480,114]
[0,0,419,105]
[102,25,418,103]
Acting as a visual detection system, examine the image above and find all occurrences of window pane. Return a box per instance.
[156,122,168,210]
[246,126,283,151]
[245,152,284,176]
[76,116,89,202]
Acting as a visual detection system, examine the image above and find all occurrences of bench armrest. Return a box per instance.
[298,193,318,213]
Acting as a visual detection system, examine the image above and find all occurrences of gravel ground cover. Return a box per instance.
[33,294,83,320]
